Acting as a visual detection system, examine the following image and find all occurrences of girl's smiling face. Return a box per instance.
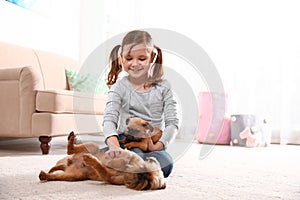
[121,43,152,82]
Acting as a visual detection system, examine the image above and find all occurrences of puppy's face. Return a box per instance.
[124,156,166,190]
[100,149,166,190]
[125,117,154,138]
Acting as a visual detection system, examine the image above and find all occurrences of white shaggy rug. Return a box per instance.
[0,143,300,200]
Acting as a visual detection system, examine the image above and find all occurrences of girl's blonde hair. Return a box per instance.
[107,30,163,87]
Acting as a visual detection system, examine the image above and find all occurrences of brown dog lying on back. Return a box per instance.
[39,132,166,190]
[119,117,163,151]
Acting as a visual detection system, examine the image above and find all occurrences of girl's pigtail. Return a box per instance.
[150,45,164,84]
[154,45,163,66]
[107,45,122,87]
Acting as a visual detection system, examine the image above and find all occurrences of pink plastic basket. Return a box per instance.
[196,92,231,145]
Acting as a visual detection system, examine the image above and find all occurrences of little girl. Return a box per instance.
[103,30,179,177]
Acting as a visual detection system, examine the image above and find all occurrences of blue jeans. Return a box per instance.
[100,135,173,178]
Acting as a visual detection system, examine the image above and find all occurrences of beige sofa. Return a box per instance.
[0,41,107,154]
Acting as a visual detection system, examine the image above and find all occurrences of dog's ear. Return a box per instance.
[142,122,154,132]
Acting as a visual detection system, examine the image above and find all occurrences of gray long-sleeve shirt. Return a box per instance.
[103,76,179,148]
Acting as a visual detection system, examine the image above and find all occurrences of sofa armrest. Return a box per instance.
[0,66,43,137]
[0,67,22,80]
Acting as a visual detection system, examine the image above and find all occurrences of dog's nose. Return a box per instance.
[137,172,147,181]
[126,118,130,125]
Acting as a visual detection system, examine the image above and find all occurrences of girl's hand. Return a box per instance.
[106,135,122,158]
[106,146,122,158]
[148,139,164,151]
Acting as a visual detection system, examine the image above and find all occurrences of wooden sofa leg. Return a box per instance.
[39,136,52,155]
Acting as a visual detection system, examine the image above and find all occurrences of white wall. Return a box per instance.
[79,0,106,63]
[78,0,143,63]
[0,0,81,60]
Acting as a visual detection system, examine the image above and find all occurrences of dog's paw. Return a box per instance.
[124,143,133,149]
[68,131,75,141]
[83,154,98,167]
[118,138,126,144]
[39,171,48,181]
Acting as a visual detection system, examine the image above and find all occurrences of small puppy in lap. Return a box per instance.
[119,117,163,151]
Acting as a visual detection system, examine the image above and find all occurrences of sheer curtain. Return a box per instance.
[226,45,300,145]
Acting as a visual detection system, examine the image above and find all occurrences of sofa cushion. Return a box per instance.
[32,113,104,136]
[65,68,109,95]
[36,89,107,114]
